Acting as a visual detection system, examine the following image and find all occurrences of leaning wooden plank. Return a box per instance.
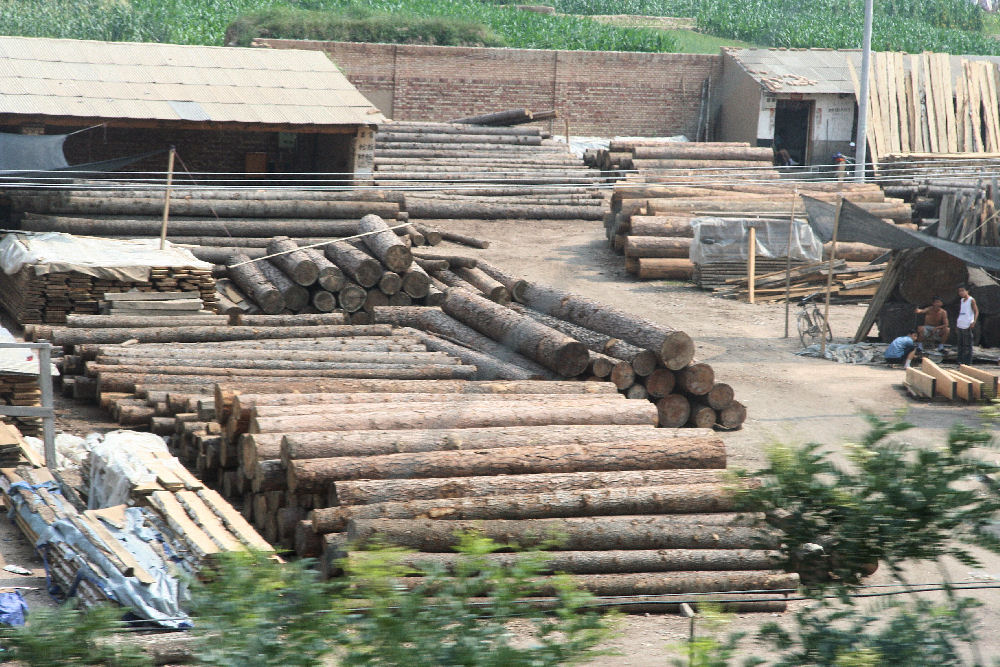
[149,490,220,558]
[848,58,882,165]
[893,52,910,153]
[959,364,999,397]
[175,490,243,552]
[921,52,940,153]
[938,52,959,153]
[882,52,901,154]
[905,367,936,398]
[947,369,975,402]
[196,488,271,551]
[949,369,983,401]
[921,358,956,400]
[908,54,925,153]
[81,510,157,585]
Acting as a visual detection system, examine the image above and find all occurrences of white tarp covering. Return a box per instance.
[690,216,823,265]
[0,232,212,281]
[0,325,58,376]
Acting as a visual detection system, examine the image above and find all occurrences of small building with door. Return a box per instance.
[0,36,384,179]
[716,48,862,168]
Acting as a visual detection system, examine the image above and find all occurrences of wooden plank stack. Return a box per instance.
[212,381,795,611]
[715,260,885,304]
[904,358,999,402]
[0,374,43,436]
[605,175,899,283]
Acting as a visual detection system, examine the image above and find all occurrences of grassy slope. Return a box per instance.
[662,29,752,53]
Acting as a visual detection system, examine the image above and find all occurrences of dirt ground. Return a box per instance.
[4,216,999,662]
[446,217,1000,665]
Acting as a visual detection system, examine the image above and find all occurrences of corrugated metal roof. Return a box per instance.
[726,48,1000,95]
[0,36,384,127]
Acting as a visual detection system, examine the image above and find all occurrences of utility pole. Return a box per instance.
[854,0,874,181]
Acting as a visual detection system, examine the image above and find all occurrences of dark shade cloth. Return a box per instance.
[803,196,1000,271]
[0,133,68,172]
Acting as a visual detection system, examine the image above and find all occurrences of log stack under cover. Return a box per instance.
[215,379,794,611]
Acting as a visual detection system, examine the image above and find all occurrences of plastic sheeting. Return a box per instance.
[0,133,68,173]
[690,216,824,265]
[0,232,212,281]
[803,197,1000,271]
[87,431,171,509]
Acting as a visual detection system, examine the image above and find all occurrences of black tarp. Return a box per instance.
[802,196,1000,271]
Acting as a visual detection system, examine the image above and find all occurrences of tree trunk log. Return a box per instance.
[359,214,412,273]
[338,282,367,313]
[687,404,718,429]
[240,433,284,473]
[312,483,738,533]
[281,423,661,462]
[230,313,347,327]
[705,383,735,410]
[256,259,309,312]
[404,199,603,221]
[633,145,774,161]
[265,237,319,286]
[625,236,692,259]
[377,271,402,296]
[898,247,969,305]
[295,519,324,557]
[324,241,383,288]
[637,258,694,280]
[301,247,346,292]
[453,266,510,303]
[227,253,284,314]
[644,369,675,397]
[474,261,529,302]
[287,436,721,492]
[33,196,398,219]
[441,288,589,377]
[657,394,691,428]
[334,468,729,505]
[43,324,389,346]
[411,252,478,268]
[675,363,715,396]
[718,401,747,430]
[401,264,431,299]
[610,361,636,390]
[312,290,338,312]
[91,362,471,378]
[64,315,228,328]
[345,515,776,551]
[396,328,537,381]
[626,216,693,237]
[519,282,694,370]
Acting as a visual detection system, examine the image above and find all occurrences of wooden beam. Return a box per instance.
[921,358,956,400]
[959,364,999,397]
[949,369,982,401]
[905,366,936,398]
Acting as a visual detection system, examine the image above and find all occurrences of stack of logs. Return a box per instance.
[374,121,608,227]
[372,266,747,430]
[588,140,777,176]
[214,380,796,610]
[606,177,902,283]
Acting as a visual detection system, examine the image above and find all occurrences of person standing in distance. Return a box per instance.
[955,285,978,365]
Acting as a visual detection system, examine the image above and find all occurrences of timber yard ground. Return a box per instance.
[3,216,999,663]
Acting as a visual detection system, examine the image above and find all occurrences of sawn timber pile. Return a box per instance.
[216,380,795,611]
[372,265,747,430]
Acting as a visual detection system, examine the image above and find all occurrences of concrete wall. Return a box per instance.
[256,40,723,138]
[716,54,762,145]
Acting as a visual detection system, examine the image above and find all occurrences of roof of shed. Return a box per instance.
[725,47,1000,95]
[0,36,384,127]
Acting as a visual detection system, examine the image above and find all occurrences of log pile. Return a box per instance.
[0,264,216,326]
[213,381,794,609]
[604,174,900,284]
[373,120,608,227]
[589,140,777,175]
[373,267,747,430]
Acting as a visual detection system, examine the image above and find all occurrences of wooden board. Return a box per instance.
[949,369,982,401]
[947,369,975,402]
[195,488,271,551]
[175,490,242,552]
[848,59,882,165]
[883,52,901,154]
[921,358,956,400]
[149,490,220,558]
[894,52,911,153]
[81,510,157,584]
[905,366,936,398]
[909,55,926,153]
[959,364,999,397]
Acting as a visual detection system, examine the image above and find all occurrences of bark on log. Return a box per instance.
[382,548,782,574]
[227,253,284,314]
[252,459,286,493]
[301,247,346,292]
[240,433,284,473]
[324,241,383,288]
[637,258,694,280]
[411,252,478,268]
[281,423,662,462]
[64,315,228,328]
[388,292,412,307]
[404,199,602,221]
[265,237,319,286]
[412,223,443,246]
[718,401,747,430]
[333,469,728,505]
[475,261,529,302]
[519,282,694,370]
[507,304,659,375]
[395,327,536,381]
[44,324,389,346]
[345,515,777,551]
[705,383,735,410]
[675,363,715,396]
[449,108,535,125]
[257,259,309,312]
[441,288,589,377]
[295,519,324,557]
[287,437,720,491]
[625,236,692,259]
[312,483,738,533]
[359,214,413,273]
[626,216,694,238]
[438,230,490,249]
[633,145,775,161]
[31,196,399,219]
[401,264,431,299]
[231,313,347,327]
[823,241,887,263]
[454,266,510,303]
[898,247,969,305]
[91,362,470,378]
[657,394,691,428]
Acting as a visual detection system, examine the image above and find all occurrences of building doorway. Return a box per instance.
[774,99,813,166]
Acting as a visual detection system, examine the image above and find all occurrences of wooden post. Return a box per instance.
[821,197,844,357]
[159,147,176,251]
[784,189,798,338]
[564,117,572,154]
[747,226,757,304]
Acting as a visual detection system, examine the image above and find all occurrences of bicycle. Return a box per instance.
[797,294,832,348]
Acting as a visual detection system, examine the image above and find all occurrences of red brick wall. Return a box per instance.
[257,40,722,138]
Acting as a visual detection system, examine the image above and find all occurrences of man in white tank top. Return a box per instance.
[955,285,978,365]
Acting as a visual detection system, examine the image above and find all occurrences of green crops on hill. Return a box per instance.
[554,0,1000,55]
[0,0,677,52]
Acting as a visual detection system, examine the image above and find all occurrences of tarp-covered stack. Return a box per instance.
[0,233,215,325]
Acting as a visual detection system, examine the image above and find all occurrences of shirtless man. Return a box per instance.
[914,296,949,352]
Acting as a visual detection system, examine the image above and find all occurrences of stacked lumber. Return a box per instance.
[373,268,748,430]
[0,374,44,436]
[0,422,42,467]
[101,291,209,318]
[850,52,1000,169]
[373,120,607,227]
[885,178,1000,245]
[214,381,795,610]
[0,264,216,326]
[715,260,885,304]
[904,358,999,402]
[605,177,899,283]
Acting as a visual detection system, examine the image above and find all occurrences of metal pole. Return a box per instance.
[854,0,874,181]
[37,341,55,468]
[159,146,176,250]
[821,198,844,358]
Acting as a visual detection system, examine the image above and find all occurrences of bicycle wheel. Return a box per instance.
[797,311,817,347]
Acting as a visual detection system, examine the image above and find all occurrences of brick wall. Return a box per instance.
[257,40,722,138]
